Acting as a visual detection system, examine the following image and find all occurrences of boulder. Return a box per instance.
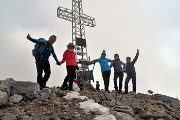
[0,78,15,95]
[0,90,8,106]
[36,88,52,100]
[11,81,40,100]
[9,94,22,103]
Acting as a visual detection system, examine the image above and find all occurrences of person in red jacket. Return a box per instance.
[60,43,78,91]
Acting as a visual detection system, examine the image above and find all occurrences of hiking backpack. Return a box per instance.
[32,38,51,57]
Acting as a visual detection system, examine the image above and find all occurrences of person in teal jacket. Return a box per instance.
[92,50,112,92]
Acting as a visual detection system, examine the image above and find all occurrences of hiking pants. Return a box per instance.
[114,72,124,91]
[36,61,51,88]
[62,66,76,90]
[125,74,136,93]
[102,70,111,91]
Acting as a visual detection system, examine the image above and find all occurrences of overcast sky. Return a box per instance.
[0,0,180,98]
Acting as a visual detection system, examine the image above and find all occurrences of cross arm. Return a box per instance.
[57,6,96,27]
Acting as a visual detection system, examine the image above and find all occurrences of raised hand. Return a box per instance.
[137,49,139,53]
[27,34,32,40]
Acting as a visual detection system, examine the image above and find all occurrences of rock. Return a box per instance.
[0,90,8,106]
[153,94,180,109]
[2,113,17,120]
[11,81,40,100]
[36,88,52,100]
[113,106,134,116]
[112,111,135,120]
[9,94,22,103]
[109,99,116,107]
[0,78,15,95]
[51,86,59,93]
[104,92,113,100]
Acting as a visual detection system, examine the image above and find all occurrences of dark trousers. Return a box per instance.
[62,66,76,90]
[102,70,111,91]
[125,74,136,93]
[36,61,51,88]
[114,72,124,91]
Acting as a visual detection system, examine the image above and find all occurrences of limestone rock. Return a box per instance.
[9,94,22,103]
[0,78,15,95]
[0,90,8,106]
[112,111,135,120]
[11,81,40,100]
[36,88,52,100]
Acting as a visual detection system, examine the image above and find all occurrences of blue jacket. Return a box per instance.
[94,58,112,72]
[30,38,59,63]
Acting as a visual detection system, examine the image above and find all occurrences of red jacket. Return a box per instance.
[60,49,77,66]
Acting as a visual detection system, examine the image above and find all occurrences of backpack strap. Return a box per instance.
[34,42,48,56]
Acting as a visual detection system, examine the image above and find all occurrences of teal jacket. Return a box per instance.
[94,58,112,72]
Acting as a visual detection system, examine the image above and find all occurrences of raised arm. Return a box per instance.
[26,34,43,44]
[132,49,139,64]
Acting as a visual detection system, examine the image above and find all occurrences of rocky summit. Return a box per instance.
[0,78,180,120]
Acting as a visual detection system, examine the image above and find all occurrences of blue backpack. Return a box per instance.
[32,38,51,57]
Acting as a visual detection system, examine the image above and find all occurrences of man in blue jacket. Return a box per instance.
[92,50,112,92]
[27,34,60,89]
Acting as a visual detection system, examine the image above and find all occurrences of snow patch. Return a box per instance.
[63,91,87,100]
[63,91,116,120]
[94,113,116,120]
[79,100,110,114]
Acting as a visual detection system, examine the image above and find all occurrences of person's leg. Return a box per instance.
[61,66,71,89]
[43,61,51,87]
[102,71,107,91]
[132,74,136,93]
[102,71,111,91]
[124,75,131,93]
[119,72,124,93]
[68,66,76,90]
[113,72,118,91]
[36,61,43,88]
[106,70,111,91]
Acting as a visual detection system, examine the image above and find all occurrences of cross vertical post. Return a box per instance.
[57,0,96,86]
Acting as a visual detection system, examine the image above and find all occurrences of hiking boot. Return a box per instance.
[105,89,110,93]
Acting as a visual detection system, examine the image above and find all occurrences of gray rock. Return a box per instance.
[0,90,8,106]
[112,111,135,120]
[109,99,116,107]
[9,94,22,103]
[114,106,134,116]
[11,81,40,100]
[153,94,180,109]
[36,88,52,100]
[51,86,59,93]
[0,78,15,95]
[104,92,113,100]
[2,113,17,120]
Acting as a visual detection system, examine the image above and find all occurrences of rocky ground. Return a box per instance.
[0,78,180,120]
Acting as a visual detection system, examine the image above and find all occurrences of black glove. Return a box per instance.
[56,62,61,65]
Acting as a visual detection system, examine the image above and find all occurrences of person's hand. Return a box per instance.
[56,62,61,65]
[76,66,79,70]
[137,49,139,53]
[27,34,32,40]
